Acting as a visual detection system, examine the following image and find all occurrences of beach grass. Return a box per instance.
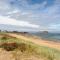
[0,33,60,60]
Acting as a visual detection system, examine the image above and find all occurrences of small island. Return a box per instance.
[41,31,48,34]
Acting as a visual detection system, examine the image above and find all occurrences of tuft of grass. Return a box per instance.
[1,36,8,40]
[0,43,18,51]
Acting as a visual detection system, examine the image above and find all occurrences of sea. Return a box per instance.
[31,32,60,42]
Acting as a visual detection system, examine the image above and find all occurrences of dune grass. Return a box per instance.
[0,34,60,60]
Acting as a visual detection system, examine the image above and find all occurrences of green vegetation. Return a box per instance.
[0,34,60,60]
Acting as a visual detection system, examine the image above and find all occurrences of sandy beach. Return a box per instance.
[8,33,60,50]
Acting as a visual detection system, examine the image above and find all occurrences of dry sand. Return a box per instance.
[0,48,43,60]
[8,33,60,50]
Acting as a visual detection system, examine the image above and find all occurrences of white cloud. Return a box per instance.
[48,24,60,29]
[0,0,60,31]
[0,16,39,28]
[7,10,19,14]
[47,23,60,32]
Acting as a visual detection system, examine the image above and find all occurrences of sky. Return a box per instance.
[0,0,60,32]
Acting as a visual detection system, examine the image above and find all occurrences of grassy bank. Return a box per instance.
[0,33,60,60]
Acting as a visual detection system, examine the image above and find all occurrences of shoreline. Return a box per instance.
[8,33,60,50]
[39,37,60,43]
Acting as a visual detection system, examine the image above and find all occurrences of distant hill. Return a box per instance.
[41,31,48,34]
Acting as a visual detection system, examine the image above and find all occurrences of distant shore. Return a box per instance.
[8,33,60,50]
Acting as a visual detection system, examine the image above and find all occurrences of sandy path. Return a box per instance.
[0,48,43,60]
[0,49,14,60]
[8,33,60,50]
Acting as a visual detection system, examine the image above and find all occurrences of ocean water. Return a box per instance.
[32,32,60,42]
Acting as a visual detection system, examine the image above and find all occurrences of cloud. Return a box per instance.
[48,24,60,29]
[0,0,60,32]
[7,9,19,14]
[47,23,60,32]
[25,1,47,10]
[0,16,39,28]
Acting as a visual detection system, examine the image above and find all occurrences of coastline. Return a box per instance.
[8,33,60,50]
[39,37,60,43]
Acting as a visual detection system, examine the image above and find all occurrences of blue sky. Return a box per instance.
[0,0,60,32]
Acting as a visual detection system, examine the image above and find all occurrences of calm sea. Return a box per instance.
[32,32,60,42]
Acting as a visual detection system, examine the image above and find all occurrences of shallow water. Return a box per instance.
[32,32,60,42]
